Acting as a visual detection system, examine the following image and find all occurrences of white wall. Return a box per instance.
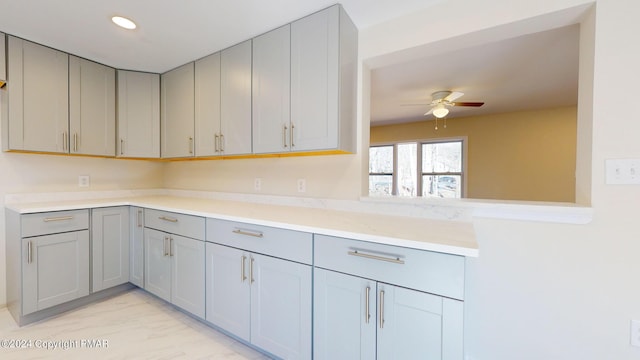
[358,0,640,359]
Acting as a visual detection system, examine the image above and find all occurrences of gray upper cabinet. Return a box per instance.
[291,5,357,153]
[252,25,291,154]
[220,40,252,156]
[161,62,195,158]
[195,52,221,157]
[117,70,160,158]
[4,36,69,153]
[0,33,6,87]
[69,56,116,156]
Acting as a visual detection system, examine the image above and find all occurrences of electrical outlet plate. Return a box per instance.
[631,320,640,347]
[297,179,306,193]
[78,175,90,187]
[254,178,262,192]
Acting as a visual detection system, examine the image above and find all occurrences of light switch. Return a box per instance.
[605,159,640,184]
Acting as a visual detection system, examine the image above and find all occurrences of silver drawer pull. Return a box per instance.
[158,216,178,223]
[348,250,405,265]
[43,216,74,222]
[232,229,264,238]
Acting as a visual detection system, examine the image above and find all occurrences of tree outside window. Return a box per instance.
[369,140,463,198]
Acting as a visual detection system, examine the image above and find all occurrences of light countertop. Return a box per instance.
[6,194,478,257]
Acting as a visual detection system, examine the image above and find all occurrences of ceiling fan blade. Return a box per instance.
[444,91,464,102]
[452,101,484,107]
[424,108,434,116]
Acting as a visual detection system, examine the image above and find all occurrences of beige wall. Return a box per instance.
[371,107,577,202]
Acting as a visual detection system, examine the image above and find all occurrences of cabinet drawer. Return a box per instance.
[314,234,465,300]
[206,218,312,264]
[21,209,89,238]
[144,209,205,240]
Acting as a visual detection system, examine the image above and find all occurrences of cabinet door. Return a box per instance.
[22,230,89,315]
[117,70,160,158]
[377,284,444,360]
[251,253,312,359]
[92,207,130,292]
[7,36,68,153]
[144,228,171,302]
[252,25,290,154]
[205,243,251,341]
[313,268,375,360]
[220,40,252,155]
[0,33,5,85]
[195,52,221,157]
[129,207,145,287]
[161,62,195,158]
[291,6,339,151]
[171,235,205,319]
[69,56,116,156]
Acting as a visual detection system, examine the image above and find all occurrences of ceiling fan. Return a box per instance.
[422,91,485,118]
[404,90,484,130]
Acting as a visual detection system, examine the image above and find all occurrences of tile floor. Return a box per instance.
[0,288,272,359]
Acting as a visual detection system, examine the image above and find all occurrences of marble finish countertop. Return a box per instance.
[6,194,478,257]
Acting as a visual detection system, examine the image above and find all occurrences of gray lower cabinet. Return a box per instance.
[91,207,130,292]
[129,207,145,287]
[22,230,90,315]
[6,209,90,324]
[143,209,205,319]
[206,218,312,359]
[314,234,465,360]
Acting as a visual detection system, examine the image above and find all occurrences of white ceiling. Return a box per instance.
[0,0,442,73]
[370,24,580,125]
[0,0,579,127]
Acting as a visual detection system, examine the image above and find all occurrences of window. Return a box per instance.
[369,140,464,198]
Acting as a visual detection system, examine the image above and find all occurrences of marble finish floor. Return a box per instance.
[0,288,272,359]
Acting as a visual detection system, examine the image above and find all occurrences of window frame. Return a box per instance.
[368,137,467,198]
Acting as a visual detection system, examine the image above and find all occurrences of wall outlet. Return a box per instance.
[297,179,306,193]
[254,178,262,192]
[631,320,640,347]
[78,175,90,187]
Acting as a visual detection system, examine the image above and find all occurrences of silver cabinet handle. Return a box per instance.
[27,241,32,264]
[348,250,405,264]
[137,210,143,228]
[62,132,67,151]
[163,236,168,256]
[189,136,194,154]
[43,216,74,222]
[283,125,288,148]
[73,133,78,152]
[232,229,263,238]
[365,286,371,324]
[215,134,220,152]
[169,236,174,257]
[290,123,295,148]
[158,216,178,223]
[220,134,225,152]
[379,290,385,329]
[120,139,124,155]
[250,257,255,284]
[241,255,247,282]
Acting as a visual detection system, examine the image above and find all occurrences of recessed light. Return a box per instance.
[111,16,137,30]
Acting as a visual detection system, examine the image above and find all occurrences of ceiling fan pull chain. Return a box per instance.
[444,118,447,128]
[435,118,439,130]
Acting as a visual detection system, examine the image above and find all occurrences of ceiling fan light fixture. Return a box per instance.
[112,16,137,30]
[432,103,449,118]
